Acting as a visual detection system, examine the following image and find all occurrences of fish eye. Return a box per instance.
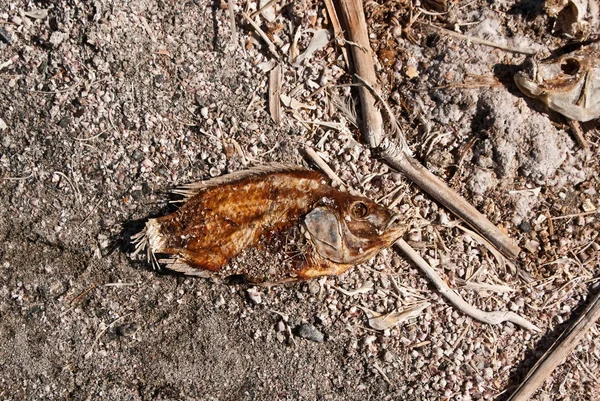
[351,201,369,219]
[560,58,580,75]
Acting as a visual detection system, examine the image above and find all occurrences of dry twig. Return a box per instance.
[507,289,600,401]
[395,239,540,331]
[268,64,282,124]
[228,0,238,44]
[568,120,589,149]
[335,0,383,148]
[242,12,280,60]
[419,22,538,55]
[323,0,350,67]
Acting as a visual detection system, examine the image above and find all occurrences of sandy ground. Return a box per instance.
[1,1,599,400]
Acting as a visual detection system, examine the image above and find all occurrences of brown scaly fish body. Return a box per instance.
[132,165,405,282]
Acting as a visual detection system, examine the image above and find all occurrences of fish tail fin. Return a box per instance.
[131,219,166,270]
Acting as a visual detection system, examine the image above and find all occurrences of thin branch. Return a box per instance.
[268,64,282,124]
[228,0,238,44]
[304,146,347,192]
[395,239,540,331]
[241,12,280,60]
[568,120,589,149]
[419,22,538,55]
[335,0,383,147]
[378,138,521,260]
[353,73,410,154]
[323,0,350,67]
[507,289,600,401]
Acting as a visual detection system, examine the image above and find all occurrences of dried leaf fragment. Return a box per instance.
[359,302,430,331]
[335,281,374,296]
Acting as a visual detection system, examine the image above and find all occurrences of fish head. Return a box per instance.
[303,194,405,265]
[514,47,600,121]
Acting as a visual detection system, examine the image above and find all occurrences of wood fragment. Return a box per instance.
[268,64,282,124]
[419,22,538,55]
[395,239,540,331]
[228,0,238,44]
[568,120,589,149]
[507,289,600,401]
[304,146,347,191]
[335,0,384,148]
[550,210,598,220]
[242,12,280,60]
[69,283,97,305]
[323,0,350,67]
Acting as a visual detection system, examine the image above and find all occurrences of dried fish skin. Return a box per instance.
[514,47,600,122]
[132,165,406,282]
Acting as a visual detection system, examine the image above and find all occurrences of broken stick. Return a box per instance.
[380,139,521,259]
[395,239,539,332]
[507,289,600,401]
[335,0,384,148]
[334,0,521,260]
[268,64,282,124]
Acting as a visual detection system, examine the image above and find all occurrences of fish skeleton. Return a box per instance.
[514,46,600,122]
[132,165,405,282]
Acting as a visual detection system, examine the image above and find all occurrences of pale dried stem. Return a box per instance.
[268,64,282,124]
[507,290,600,401]
[304,146,347,192]
[335,0,383,147]
[568,120,589,149]
[379,138,521,260]
[323,0,350,67]
[395,239,540,332]
[228,0,238,44]
[241,12,280,60]
[419,22,538,55]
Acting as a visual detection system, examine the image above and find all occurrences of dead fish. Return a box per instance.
[514,46,600,122]
[131,165,405,282]
[544,0,595,39]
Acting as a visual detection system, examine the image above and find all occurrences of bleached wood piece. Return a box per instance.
[336,0,383,148]
[269,64,282,124]
[507,290,600,401]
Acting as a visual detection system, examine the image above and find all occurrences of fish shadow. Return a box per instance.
[506,0,545,20]
[496,289,597,400]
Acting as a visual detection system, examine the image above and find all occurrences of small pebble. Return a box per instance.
[582,199,596,212]
[0,27,12,44]
[296,323,324,342]
[246,287,262,304]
